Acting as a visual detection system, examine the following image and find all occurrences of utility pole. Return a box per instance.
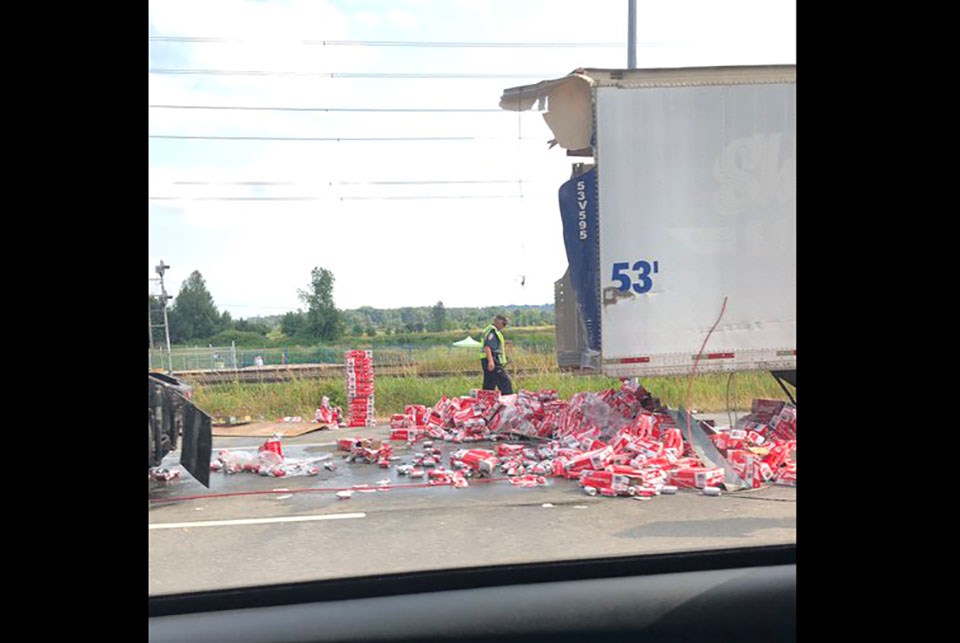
[628,0,637,69]
[149,279,165,354]
[155,261,174,373]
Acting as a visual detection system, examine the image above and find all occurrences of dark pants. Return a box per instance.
[481,360,514,395]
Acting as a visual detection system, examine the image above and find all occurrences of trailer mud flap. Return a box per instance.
[671,407,746,492]
[178,404,212,488]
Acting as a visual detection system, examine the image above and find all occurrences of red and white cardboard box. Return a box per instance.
[661,428,683,452]
[667,468,700,488]
[776,465,797,486]
[752,399,785,416]
[458,449,498,468]
[778,406,796,423]
[404,405,428,424]
[496,444,525,457]
[552,459,568,477]
[476,389,500,404]
[643,452,679,469]
[389,428,425,442]
[611,434,636,454]
[759,462,774,482]
[762,444,789,469]
[746,430,766,446]
[564,446,613,473]
[605,464,647,477]
[338,437,371,451]
[580,471,612,488]
[695,468,724,489]
[726,449,754,465]
[667,466,722,489]
[579,438,609,452]
[730,438,751,452]
[628,413,655,439]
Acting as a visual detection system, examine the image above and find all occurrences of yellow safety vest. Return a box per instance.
[479,325,507,365]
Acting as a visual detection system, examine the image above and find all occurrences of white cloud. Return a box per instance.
[354,10,382,27]
[452,0,490,10]
[388,10,418,31]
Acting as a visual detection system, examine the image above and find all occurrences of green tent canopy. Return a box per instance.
[452,336,482,348]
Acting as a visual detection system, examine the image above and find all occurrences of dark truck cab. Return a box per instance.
[148,372,213,487]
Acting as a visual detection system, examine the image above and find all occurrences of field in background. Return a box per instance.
[152,326,555,372]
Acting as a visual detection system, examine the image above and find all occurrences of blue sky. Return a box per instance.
[148,0,795,318]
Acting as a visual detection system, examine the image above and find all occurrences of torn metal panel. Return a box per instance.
[499,71,590,111]
[500,71,594,151]
[149,372,212,488]
[671,407,746,492]
[541,76,593,151]
[178,402,212,489]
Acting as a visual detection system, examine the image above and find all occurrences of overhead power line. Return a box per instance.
[162,179,536,186]
[338,179,534,185]
[150,135,541,141]
[149,195,524,201]
[149,36,624,48]
[150,196,329,201]
[149,105,503,112]
[342,195,521,201]
[149,69,552,78]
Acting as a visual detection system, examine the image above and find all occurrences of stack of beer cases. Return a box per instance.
[345,350,376,427]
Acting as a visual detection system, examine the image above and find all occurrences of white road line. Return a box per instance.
[149,512,366,530]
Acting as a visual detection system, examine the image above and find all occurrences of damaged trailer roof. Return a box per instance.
[498,65,796,151]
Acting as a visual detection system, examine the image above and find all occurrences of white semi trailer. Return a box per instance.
[500,66,796,395]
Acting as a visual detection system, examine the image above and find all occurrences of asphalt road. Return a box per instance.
[148,415,796,595]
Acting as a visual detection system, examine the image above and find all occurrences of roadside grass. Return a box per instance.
[382,345,558,376]
[193,369,792,420]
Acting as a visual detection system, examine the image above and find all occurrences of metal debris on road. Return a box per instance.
[149,467,182,482]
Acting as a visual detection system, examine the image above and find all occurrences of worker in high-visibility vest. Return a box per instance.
[479,314,513,395]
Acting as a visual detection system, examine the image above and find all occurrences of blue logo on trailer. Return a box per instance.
[558,168,600,351]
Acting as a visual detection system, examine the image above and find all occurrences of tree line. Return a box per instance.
[340,303,554,337]
[149,267,554,347]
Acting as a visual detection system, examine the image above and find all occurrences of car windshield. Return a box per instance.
[148,0,796,597]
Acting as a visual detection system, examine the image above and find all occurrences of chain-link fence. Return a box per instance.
[149,343,420,372]
[150,340,557,375]
[149,344,241,372]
